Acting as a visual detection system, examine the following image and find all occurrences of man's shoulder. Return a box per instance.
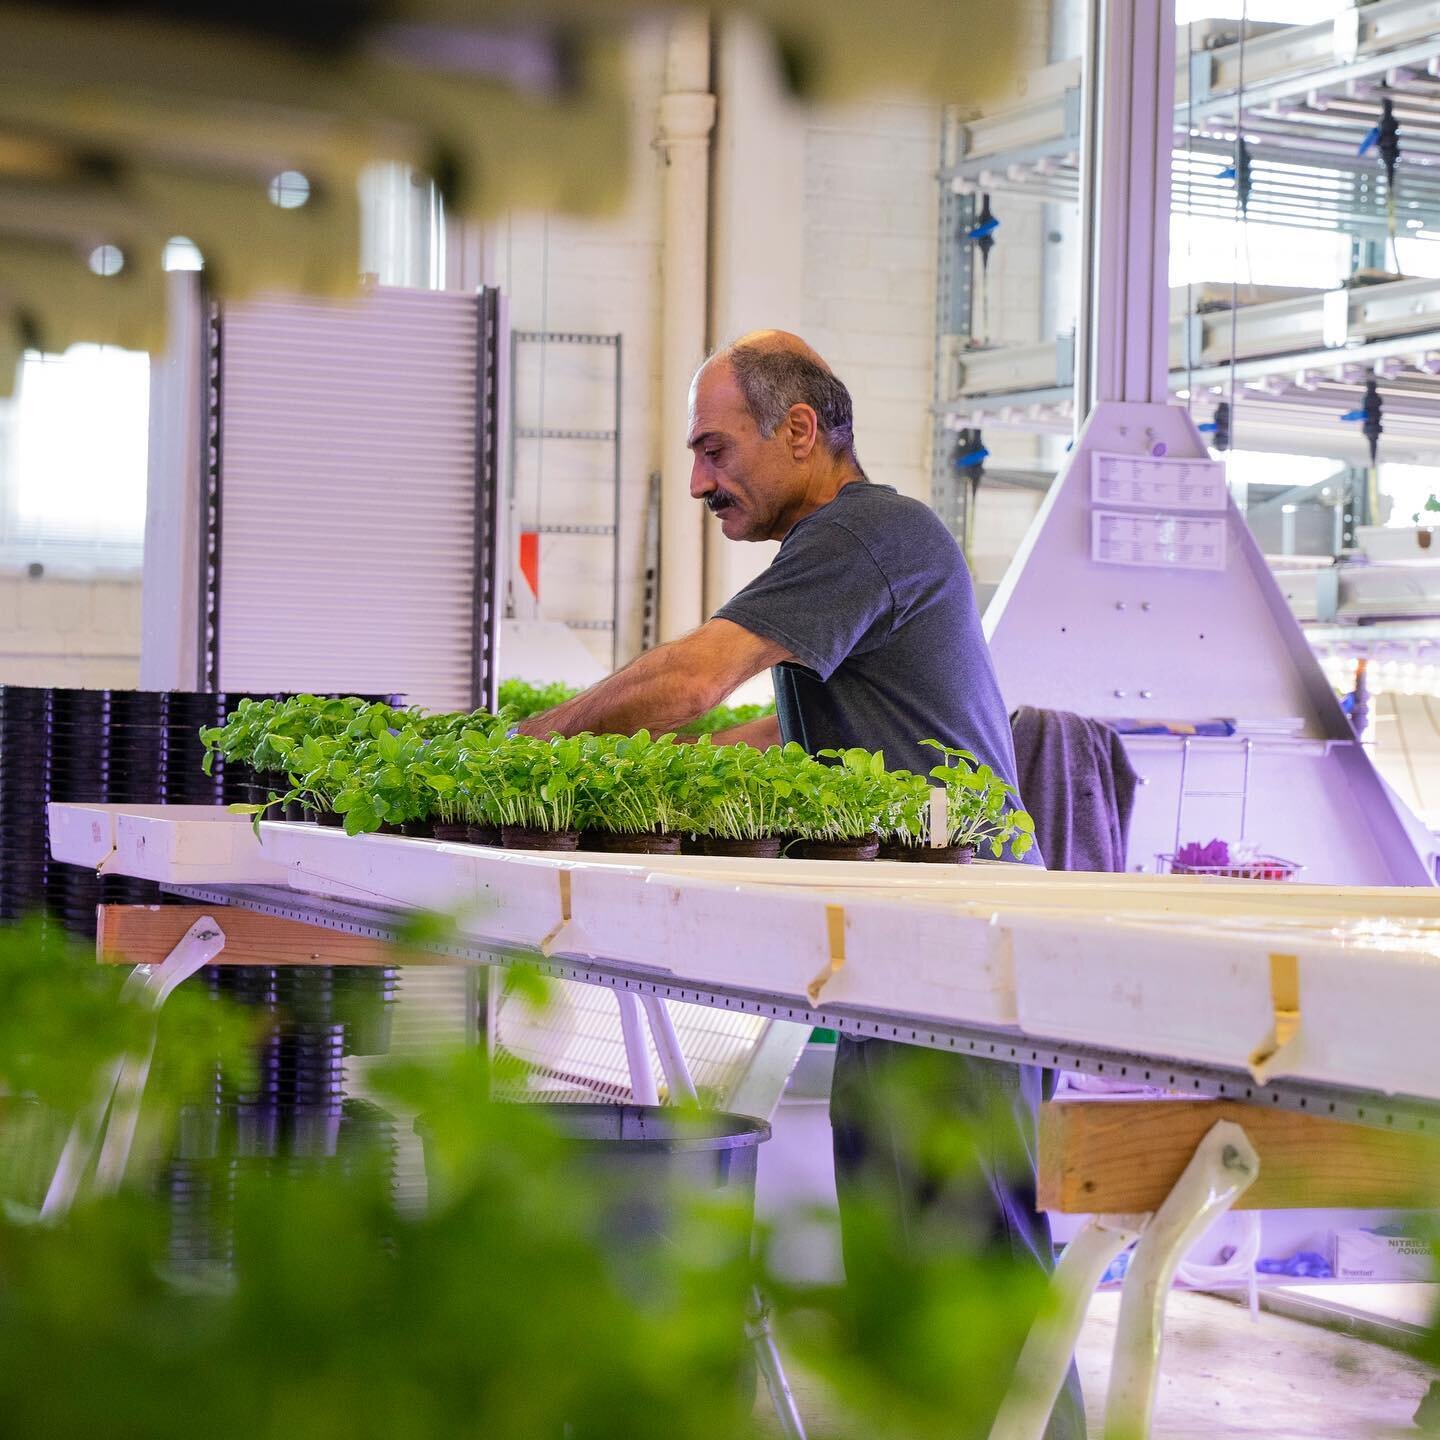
[819,484,962,565]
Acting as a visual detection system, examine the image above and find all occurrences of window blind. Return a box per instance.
[216,286,487,711]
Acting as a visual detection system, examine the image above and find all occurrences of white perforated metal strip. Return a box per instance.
[167,885,1440,1137]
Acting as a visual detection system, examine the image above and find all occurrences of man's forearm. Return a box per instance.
[516,642,716,738]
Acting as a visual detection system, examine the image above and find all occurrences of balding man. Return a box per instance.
[518,330,1017,779]
[520,332,1083,1439]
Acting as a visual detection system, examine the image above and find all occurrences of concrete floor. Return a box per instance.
[752,1084,1438,1439]
[755,1289,1434,1438]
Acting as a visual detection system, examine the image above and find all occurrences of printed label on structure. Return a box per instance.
[1091,510,1227,571]
[1091,453,1229,512]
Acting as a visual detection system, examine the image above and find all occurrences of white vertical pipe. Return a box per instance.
[1081,0,1176,412]
[657,14,715,642]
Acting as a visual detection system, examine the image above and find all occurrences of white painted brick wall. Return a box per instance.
[493,27,666,668]
[0,572,142,687]
[800,97,940,505]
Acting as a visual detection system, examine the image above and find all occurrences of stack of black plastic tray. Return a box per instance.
[163,690,228,806]
[0,686,53,923]
[101,689,169,911]
[157,963,400,1271]
[48,688,112,937]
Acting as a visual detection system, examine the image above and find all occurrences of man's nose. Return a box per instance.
[689,456,713,500]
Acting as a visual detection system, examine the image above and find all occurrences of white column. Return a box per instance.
[138,271,203,689]
[1076,0,1176,415]
[705,16,805,616]
[657,14,715,642]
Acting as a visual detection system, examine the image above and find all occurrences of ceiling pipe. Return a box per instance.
[656,14,715,644]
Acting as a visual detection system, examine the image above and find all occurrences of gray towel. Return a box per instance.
[1010,706,1138,873]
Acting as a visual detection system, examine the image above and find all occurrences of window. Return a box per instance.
[1169,214,1350,290]
[1176,0,1346,22]
[1380,463,1440,527]
[0,345,150,572]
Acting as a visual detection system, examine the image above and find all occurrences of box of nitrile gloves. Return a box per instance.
[1334,1229,1434,1282]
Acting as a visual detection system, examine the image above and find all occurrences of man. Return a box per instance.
[520,330,1082,1438]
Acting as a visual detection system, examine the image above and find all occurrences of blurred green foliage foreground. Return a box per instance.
[0,916,1063,1439]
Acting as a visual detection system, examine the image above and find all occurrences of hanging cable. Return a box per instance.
[1359,96,1401,273]
[1226,1,1248,491]
[966,193,998,345]
[952,428,988,560]
[1197,400,1231,452]
[1341,376,1384,525]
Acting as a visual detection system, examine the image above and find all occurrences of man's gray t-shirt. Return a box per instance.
[714,481,1022,794]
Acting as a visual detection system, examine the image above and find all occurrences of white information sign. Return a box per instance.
[1091,453,1228,512]
[1091,510,1227,571]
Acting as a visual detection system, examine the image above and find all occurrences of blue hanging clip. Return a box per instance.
[1196,420,1218,433]
[1358,124,1380,157]
[966,217,1000,239]
[953,444,990,469]
[1340,407,1366,422]
[1217,165,1236,180]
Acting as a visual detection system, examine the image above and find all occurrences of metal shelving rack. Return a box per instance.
[933,0,1440,481]
[507,329,623,667]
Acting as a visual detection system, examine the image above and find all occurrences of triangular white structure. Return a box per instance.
[985,401,1432,885]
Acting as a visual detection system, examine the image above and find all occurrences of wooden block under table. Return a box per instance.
[97,904,401,969]
[1039,1099,1440,1214]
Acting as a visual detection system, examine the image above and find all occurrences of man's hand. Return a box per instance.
[516,619,791,738]
[708,713,781,748]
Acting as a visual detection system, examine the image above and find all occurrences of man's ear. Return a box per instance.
[785,402,819,461]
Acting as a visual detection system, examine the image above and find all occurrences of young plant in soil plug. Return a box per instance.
[410,729,498,843]
[330,727,436,837]
[467,733,596,850]
[920,739,1036,862]
[875,769,933,859]
[687,740,804,858]
[578,732,696,854]
[790,747,897,860]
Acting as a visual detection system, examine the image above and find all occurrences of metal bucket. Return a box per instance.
[417,1102,769,1245]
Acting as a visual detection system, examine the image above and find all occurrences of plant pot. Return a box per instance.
[500,825,580,852]
[679,834,705,856]
[796,835,879,862]
[700,836,783,859]
[376,820,406,837]
[315,809,345,829]
[903,843,976,864]
[877,840,915,862]
[400,819,435,839]
[430,821,472,844]
[465,823,501,847]
[587,830,684,856]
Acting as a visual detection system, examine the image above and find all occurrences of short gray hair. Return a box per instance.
[724,344,862,470]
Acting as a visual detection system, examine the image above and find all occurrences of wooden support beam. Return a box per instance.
[1039,1099,1440,1213]
[97,904,408,969]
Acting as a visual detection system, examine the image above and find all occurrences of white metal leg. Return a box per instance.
[747,1286,807,1440]
[1102,1120,1260,1440]
[638,993,698,1104]
[614,990,660,1107]
[42,916,227,1218]
[989,1214,1146,1440]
